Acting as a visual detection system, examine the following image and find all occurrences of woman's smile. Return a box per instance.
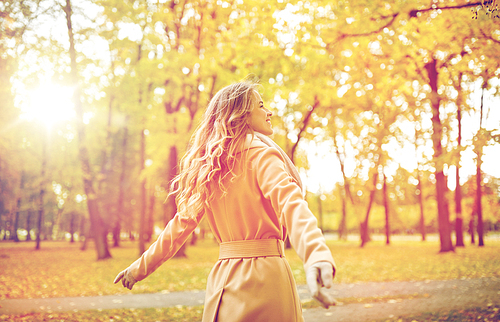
[248,91,273,136]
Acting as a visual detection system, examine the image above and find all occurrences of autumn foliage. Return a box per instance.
[0,1,499,259]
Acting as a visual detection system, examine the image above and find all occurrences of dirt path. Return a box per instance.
[1,277,499,321]
[302,277,500,321]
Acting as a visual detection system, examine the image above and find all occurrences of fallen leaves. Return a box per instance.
[0,306,204,322]
[301,293,429,309]
[1,238,499,301]
[387,305,500,321]
[319,239,500,284]
[0,240,219,300]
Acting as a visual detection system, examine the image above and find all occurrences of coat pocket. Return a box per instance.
[202,287,224,322]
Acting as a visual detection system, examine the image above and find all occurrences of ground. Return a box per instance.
[1,277,499,321]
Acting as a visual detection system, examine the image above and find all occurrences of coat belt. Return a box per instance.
[218,239,285,260]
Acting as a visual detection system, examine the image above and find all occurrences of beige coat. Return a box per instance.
[128,135,335,321]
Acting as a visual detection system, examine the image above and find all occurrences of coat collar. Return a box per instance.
[243,133,268,151]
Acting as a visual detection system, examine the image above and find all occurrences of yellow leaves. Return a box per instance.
[1,238,500,302]
[0,239,221,300]
[0,306,204,322]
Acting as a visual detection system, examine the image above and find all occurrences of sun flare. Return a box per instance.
[20,83,76,127]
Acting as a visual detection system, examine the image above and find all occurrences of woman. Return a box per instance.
[114,81,336,321]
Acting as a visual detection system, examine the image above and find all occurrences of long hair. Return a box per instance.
[168,81,259,219]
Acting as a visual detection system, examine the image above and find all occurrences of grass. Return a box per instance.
[0,239,217,300]
[300,293,431,309]
[1,237,499,321]
[1,237,499,300]
[324,238,500,284]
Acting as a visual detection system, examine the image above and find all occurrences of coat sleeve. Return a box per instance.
[128,213,202,281]
[254,146,335,272]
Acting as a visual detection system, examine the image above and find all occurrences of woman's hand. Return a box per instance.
[306,261,337,308]
[114,268,137,290]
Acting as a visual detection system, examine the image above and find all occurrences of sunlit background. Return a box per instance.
[1,0,499,253]
[19,82,76,127]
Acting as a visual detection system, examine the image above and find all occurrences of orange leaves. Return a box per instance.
[0,306,204,322]
[0,239,220,300]
[1,238,500,301]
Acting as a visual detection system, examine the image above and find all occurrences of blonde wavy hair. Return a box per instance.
[169,82,259,219]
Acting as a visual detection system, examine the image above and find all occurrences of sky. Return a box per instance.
[302,81,500,194]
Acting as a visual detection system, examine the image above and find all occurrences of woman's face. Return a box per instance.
[248,91,273,136]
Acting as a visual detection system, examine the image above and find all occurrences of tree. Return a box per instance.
[332,130,353,241]
[0,0,44,244]
[63,0,111,260]
[165,145,186,257]
[360,168,379,247]
[383,172,391,245]
[424,58,454,252]
[35,131,47,249]
[113,117,129,247]
[3,0,499,250]
[139,127,146,256]
[453,72,466,247]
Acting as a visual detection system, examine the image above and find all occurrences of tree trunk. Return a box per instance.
[165,147,178,219]
[97,88,114,245]
[52,208,63,241]
[26,210,32,241]
[469,215,475,244]
[455,158,464,247]
[112,220,120,247]
[190,230,198,245]
[80,216,88,251]
[13,197,21,242]
[285,99,318,250]
[139,128,147,256]
[36,134,47,250]
[417,172,426,241]
[476,88,485,247]
[163,145,186,257]
[476,152,484,247]
[97,85,114,194]
[290,96,319,162]
[317,193,323,232]
[454,77,465,247]
[69,212,76,243]
[114,119,129,247]
[338,186,348,241]
[360,170,378,247]
[64,0,111,260]
[13,172,24,242]
[331,127,353,241]
[146,182,155,242]
[415,130,426,242]
[424,59,454,253]
[383,173,390,245]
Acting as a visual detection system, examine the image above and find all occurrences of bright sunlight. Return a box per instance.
[20,82,76,128]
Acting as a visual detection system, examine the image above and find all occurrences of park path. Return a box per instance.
[1,277,499,321]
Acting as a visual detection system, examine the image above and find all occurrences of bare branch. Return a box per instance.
[480,29,500,45]
[343,13,399,38]
[409,1,483,18]
[326,13,399,47]
[319,1,487,49]
[290,95,320,162]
